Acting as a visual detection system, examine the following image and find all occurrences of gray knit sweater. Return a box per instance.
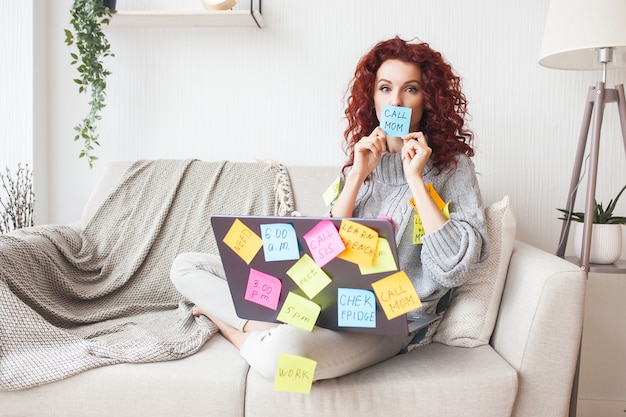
[338,151,489,316]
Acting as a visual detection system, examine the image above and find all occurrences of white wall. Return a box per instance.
[38,0,626,259]
[0,1,33,170]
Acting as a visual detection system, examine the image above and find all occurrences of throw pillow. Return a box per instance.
[432,196,516,347]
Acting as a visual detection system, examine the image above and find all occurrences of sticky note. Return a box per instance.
[276,292,321,332]
[371,271,422,320]
[337,288,376,328]
[244,268,282,310]
[337,219,379,266]
[303,219,345,267]
[413,214,425,245]
[286,254,332,299]
[323,176,341,207]
[274,353,317,394]
[409,183,448,213]
[409,184,450,245]
[260,223,300,262]
[359,237,398,275]
[380,105,412,137]
[223,218,263,264]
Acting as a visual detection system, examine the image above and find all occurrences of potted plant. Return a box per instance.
[557,184,626,264]
[64,0,116,168]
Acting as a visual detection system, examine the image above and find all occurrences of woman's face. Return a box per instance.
[373,59,425,135]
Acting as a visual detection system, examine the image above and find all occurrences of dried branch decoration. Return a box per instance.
[0,164,35,233]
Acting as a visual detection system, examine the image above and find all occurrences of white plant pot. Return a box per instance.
[574,223,623,265]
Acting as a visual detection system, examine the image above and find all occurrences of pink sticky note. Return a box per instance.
[303,219,346,267]
[245,268,282,310]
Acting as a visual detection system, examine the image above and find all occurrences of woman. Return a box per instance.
[170,37,488,381]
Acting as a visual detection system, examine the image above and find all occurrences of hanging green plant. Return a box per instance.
[64,0,115,168]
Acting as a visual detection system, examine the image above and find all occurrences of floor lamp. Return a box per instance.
[538,1,626,416]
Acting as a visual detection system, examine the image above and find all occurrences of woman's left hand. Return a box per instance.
[401,131,432,180]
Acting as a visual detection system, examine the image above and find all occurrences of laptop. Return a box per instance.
[211,215,439,336]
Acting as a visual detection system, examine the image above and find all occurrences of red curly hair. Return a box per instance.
[343,37,474,173]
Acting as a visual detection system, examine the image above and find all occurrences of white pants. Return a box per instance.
[170,252,414,381]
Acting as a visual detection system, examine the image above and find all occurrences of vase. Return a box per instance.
[574,223,623,264]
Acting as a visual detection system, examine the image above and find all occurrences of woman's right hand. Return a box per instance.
[351,127,387,180]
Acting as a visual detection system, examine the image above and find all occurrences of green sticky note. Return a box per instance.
[276,292,321,332]
[274,353,317,394]
[359,237,398,275]
[286,254,332,299]
[322,176,341,207]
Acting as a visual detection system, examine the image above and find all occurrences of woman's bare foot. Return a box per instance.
[190,305,278,350]
[192,306,208,317]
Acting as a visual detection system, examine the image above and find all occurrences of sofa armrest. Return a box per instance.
[491,240,586,417]
[80,161,134,228]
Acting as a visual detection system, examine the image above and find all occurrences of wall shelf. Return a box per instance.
[107,9,264,28]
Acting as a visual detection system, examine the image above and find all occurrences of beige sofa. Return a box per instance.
[0,161,585,417]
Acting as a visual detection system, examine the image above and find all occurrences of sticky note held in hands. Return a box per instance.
[380,105,412,137]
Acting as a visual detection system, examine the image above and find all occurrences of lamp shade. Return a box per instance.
[539,0,626,70]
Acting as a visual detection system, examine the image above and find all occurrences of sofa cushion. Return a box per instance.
[244,343,518,417]
[433,196,516,347]
[0,336,248,417]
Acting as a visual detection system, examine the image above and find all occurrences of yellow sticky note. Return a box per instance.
[411,198,450,245]
[371,271,422,320]
[274,353,317,394]
[322,176,341,207]
[286,254,332,299]
[222,219,263,264]
[442,202,451,219]
[337,219,379,266]
[412,214,424,245]
[276,292,321,332]
[359,237,398,275]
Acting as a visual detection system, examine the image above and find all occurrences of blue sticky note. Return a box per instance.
[261,223,300,261]
[380,105,412,137]
[337,288,376,328]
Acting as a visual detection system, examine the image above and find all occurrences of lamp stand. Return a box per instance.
[556,82,626,267]
[555,82,626,417]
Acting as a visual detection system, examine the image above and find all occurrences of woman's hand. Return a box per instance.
[351,127,388,181]
[401,131,432,181]
[330,127,387,218]
[402,132,447,234]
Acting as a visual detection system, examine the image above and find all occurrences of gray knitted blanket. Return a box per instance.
[0,159,294,390]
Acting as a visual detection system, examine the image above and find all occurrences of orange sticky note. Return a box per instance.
[359,237,398,275]
[371,271,421,320]
[337,219,379,266]
[409,183,447,212]
[274,353,317,394]
[222,218,263,264]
